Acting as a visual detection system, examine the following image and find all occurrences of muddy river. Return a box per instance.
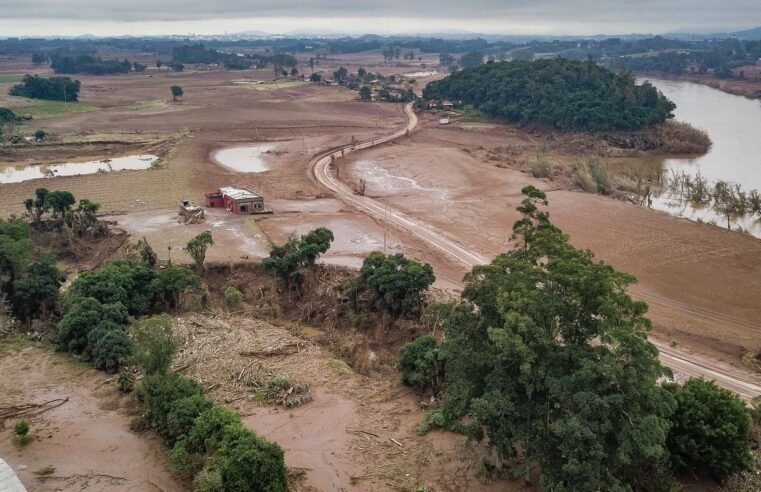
[643,78,761,236]
[212,144,274,173]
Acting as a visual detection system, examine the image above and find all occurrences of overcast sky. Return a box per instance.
[1,0,760,37]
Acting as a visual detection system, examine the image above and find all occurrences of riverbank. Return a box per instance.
[639,72,761,100]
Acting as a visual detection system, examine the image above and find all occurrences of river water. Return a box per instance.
[640,78,761,236]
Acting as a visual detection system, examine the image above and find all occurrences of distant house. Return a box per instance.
[442,100,455,109]
[205,187,265,214]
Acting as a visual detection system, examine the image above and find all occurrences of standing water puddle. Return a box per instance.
[0,154,159,184]
[212,144,275,173]
[642,78,761,237]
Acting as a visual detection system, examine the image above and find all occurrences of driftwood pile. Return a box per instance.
[172,315,314,406]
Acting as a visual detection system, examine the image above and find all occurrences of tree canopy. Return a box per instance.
[423,58,676,131]
[436,186,677,489]
[10,75,81,102]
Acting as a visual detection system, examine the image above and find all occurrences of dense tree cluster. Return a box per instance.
[10,74,81,102]
[356,252,435,316]
[50,53,132,75]
[423,58,677,131]
[402,186,754,488]
[0,218,63,325]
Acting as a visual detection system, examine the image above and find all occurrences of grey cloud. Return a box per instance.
[0,0,759,32]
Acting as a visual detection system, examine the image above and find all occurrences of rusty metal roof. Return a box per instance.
[219,187,262,201]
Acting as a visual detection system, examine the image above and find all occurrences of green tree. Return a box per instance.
[44,190,75,220]
[214,427,288,492]
[151,266,200,310]
[359,85,372,101]
[398,335,444,395]
[438,187,676,489]
[91,327,133,373]
[23,188,50,225]
[130,314,177,376]
[12,254,64,323]
[58,297,129,354]
[666,379,753,479]
[185,231,213,272]
[262,228,333,288]
[170,85,183,101]
[69,260,157,315]
[358,252,435,316]
[0,218,32,295]
[459,50,485,69]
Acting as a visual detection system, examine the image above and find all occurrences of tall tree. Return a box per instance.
[184,231,213,272]
[439,186,676,489]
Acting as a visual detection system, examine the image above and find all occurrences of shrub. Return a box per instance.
[214,426,288,492]
[141,373,204,445]
[224,286,244,309]
[263,228,334,288]
[194,465,223,492]
[164,394,214,447]
[171,406,243,477]
[398,335,444,395]
[92,329,134,373]
[118,372,136,393]
[151,266,200,310]
[34,129,47,141]
[667,379,754,479]
[14,420,30,437]
[58,297,129,354]
[130,315,177,376]
[69,261,157,315]
[529,153,551,178]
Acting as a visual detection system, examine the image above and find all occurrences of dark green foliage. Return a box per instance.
[459,50,484,69]
[359,85,372,101]
[164,395,214,447]
[43,190,75,219]
[31,51,49,65]
[9,75,81,102]
[170,85,183,101]
[58,297,129,354]
[118,372,135,393]
[69,261,157,315]
[358,252,435,316]
[12,254,64,323]
[172,43,220,64]
[0,107,18,123]
[151,266,200,310]
[34,129,47,141]
[185,231,213,271]
[398,335,444,395]
[0,218,31,296]
[132,61,147,73]
[263,227,334,287]
[423,58,676,131]
[214,426,288,492]
[141,372,205,445]
[50,54,131,75]
[14,420,30,437]
[91,327,133,373]
[667,379,753,479]
[438,187,677,490]
[183,406,243,456]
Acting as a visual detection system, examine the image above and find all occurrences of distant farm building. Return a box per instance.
[205,187,266,214]
[178,199,205,224]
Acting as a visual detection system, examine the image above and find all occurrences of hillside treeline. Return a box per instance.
[423,59,676,131]
[50,53,132,75]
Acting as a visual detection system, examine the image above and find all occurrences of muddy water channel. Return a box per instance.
[642,78,761,236]
[212,144,274,173]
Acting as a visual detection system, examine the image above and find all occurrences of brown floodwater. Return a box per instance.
[641,78,761,236]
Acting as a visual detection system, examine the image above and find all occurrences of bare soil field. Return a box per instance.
[0,340,181,491]
[342,116,761,373]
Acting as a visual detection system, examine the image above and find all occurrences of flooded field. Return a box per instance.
[644,78,761,236]
[0,154,158,184]
[212,144,275,173]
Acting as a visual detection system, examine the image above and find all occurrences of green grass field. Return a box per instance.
[0,74,23,84]
[1,96,98,119]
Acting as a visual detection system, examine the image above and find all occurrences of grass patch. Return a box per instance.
[244,80,306,91]
[2,96,98,119]
[122,99,169,111]
[0,74,23,84]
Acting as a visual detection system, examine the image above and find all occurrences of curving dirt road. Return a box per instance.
[309,103,761,400]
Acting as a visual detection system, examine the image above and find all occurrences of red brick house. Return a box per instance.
[205,187,265,214]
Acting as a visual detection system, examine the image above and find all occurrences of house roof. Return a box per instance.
[219,187,261,201]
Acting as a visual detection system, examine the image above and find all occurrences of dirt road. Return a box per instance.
[310,103,761,400]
